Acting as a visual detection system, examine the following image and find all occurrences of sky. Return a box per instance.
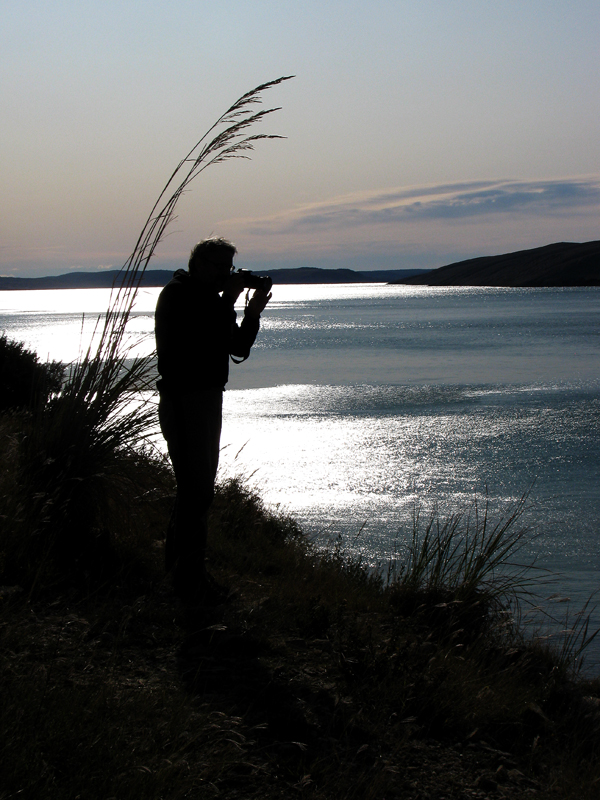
[1,0,599,278]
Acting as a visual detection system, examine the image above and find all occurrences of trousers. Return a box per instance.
[158,389,223,589]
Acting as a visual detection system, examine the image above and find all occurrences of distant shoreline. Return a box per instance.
[4,239,600,290]
[0,267,431,291]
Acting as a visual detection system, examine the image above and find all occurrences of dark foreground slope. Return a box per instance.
[396,240,600,287]
[2,460,600,798]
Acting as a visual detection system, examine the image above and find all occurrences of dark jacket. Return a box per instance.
[155,269,260,393]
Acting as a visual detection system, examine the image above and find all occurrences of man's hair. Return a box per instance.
[188,237,237,275]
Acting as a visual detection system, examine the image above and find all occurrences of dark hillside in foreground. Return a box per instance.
[0,267,431,290]
[394,240,600,287]
[2,468,600,798]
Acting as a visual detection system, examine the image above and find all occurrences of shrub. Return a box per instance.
[0,334,64,412]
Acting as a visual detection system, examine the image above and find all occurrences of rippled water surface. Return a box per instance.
[2,283,599,667]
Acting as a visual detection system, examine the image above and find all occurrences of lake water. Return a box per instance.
[2,283,599,669]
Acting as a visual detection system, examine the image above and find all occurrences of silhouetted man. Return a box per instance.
[155,237,270,603]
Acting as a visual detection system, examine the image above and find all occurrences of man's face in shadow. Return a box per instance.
[194,252,234,292]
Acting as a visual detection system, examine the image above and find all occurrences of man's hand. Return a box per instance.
[222,271,247,304]
[246,289,272,318]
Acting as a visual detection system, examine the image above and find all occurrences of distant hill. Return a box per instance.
[0,270,175,291]
[395,241,600,287]
[0,267,431,290]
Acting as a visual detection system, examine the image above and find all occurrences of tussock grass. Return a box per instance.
[386,494,537,652]
[0,406,175,590]
[525,591,600,678]
[389,494,533,598]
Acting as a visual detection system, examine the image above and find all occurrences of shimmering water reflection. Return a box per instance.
[220,380,600,668]
[221,383,600,563]
[2,283,599,668]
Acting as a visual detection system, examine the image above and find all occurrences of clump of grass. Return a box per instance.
[526,591,600,677]
[206,481,600,794]
[386,494,537,642]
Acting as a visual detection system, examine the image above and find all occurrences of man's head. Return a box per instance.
[188,237,237,290]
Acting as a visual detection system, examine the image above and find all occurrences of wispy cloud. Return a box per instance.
[233,176,600,233]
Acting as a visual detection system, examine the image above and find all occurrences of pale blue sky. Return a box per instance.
[2,0,599,276]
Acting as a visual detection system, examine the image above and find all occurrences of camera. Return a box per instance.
[234,269,273,293]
